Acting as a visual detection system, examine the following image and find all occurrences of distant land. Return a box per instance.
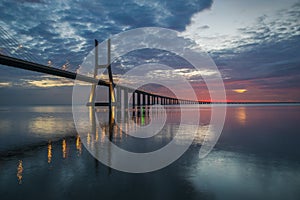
[200,101,300,104]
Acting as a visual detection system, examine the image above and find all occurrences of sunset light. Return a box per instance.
[233,89,247,93]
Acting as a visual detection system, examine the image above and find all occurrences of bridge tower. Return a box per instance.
[88,39,116,106]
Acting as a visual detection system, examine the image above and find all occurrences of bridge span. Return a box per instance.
[0,46,200,108]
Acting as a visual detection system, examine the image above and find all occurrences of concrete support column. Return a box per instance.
[137,93,141,107]
[142,94,146,106]
[132,92,135,109]
[124,89,128,110]
[116,87,121,106]
[147,95,151,105]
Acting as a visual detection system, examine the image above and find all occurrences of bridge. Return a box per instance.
[0,35,200,107]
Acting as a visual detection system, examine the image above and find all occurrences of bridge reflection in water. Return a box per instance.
[14,105,212,184]
[77,104,211,172]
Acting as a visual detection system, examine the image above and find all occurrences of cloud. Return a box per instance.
[180,0,300,52]
[0,0,212,70]
[0,0,299,102]
[180,0,300,92]
[233,89,247,93]
[26,77,74,88]
[214,36,300,85]
[0,0,212,90]
[0,82,12,87]
[146,68,218,80]
[0,70,76,88]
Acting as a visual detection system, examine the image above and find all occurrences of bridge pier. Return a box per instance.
[124,89,128,110]
[116,87,121,107]
[88,39,116,107]
[142,94,146,106]
[137,92,141,107]
[132,92,136,109]
[147,95,150,105]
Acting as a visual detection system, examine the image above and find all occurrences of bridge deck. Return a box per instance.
[0,54,110,87]
[0,54,199,103]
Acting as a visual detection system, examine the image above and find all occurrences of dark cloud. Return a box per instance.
[214,35,300,81]
[18,0,44,3]
[0,0,212,70]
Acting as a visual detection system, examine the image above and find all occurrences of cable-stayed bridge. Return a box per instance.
[0,26,200,107]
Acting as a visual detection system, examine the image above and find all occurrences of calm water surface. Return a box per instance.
[0,105,299,200]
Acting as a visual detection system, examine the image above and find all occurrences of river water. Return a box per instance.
[0,105,299,200]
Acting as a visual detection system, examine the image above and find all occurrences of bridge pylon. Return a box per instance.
[87,39,116,106]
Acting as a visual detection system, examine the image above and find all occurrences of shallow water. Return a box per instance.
[0,105,299,200]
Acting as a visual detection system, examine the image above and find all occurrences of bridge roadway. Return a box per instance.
[0,54,199,106]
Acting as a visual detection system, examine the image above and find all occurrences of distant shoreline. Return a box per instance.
[207,102,300,105]
[0,102,300,107]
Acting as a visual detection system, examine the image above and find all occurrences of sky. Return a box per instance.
[0,0,299,104]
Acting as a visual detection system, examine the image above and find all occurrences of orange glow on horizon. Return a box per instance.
[233,89,248,93]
